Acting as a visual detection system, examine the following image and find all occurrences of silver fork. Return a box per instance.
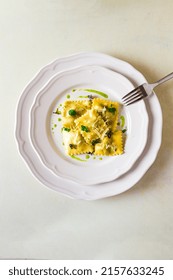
[122,72,173,106]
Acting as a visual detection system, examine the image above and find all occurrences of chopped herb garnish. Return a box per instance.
[108,107,116,114]
[53,108,61,114]
[85,155,90,159]
[68,109,76,116]
[81,125,89,132]
[106,130,112,138]
[87,95,94,100]
[92,138,101,145]
[63,127,71,132]
[87,151,93,155]
[122,129,127,133]
[69,144,77,149]
[58,118,61,121]
[54,124,57,128]
[66,94,70,99]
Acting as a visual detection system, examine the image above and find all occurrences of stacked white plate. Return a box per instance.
[15,52,162,200]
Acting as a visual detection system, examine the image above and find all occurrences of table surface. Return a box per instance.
[0,0,173,260]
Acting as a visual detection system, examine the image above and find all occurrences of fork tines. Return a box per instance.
[122,85,147,106]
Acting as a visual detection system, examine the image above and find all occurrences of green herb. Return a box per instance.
[108,107,116,114]
[58,118,61,121]
[106,130,112,138]
[88,95,94,100]
[81,125,89,132]
[85,155,90,159]
[72,89,76,92]
[92,138,101,145]
[66,94,70,99]
[54,124,57,128]
[99,157,103,160]
[68,109,76,116]
[122,129,127,133]
[63,127,71,132]
[69,144,77,149]
[53,108,61,114]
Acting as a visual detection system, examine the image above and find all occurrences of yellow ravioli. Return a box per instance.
[74,109,109,144]
[60,98,124,156]
[62,130,93,155]
[94,130,123,156]
[92,98,120,130]
[62,100,92,129]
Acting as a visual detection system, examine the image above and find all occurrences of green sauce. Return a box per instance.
[78,95,88,98]
[85,155,90,159]
[120,115,125,128]
[71,155,87,162]
[72,88,108,98]
[83,89,108,98]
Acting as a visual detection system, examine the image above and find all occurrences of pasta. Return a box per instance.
[92,98,119,130]
[94,131,123,156]
[63,130,93,155]
[62,100,92,129]
[61,98,124,156]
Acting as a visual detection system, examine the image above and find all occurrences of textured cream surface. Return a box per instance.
[0,0,173,260]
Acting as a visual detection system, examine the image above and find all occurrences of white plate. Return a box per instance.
[15,52,162,200]
[30,65,148,185]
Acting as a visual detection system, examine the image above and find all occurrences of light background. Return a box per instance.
[0,0,173,259]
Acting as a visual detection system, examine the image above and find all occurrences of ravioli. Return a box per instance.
[74,109,109,144]
[63,130,93,155]
[60,98,124,156]
[94,130,123,156]
[62,100,92,129]
[92,98,119,130]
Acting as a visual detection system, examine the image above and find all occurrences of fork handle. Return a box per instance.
[152,72,173,88]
